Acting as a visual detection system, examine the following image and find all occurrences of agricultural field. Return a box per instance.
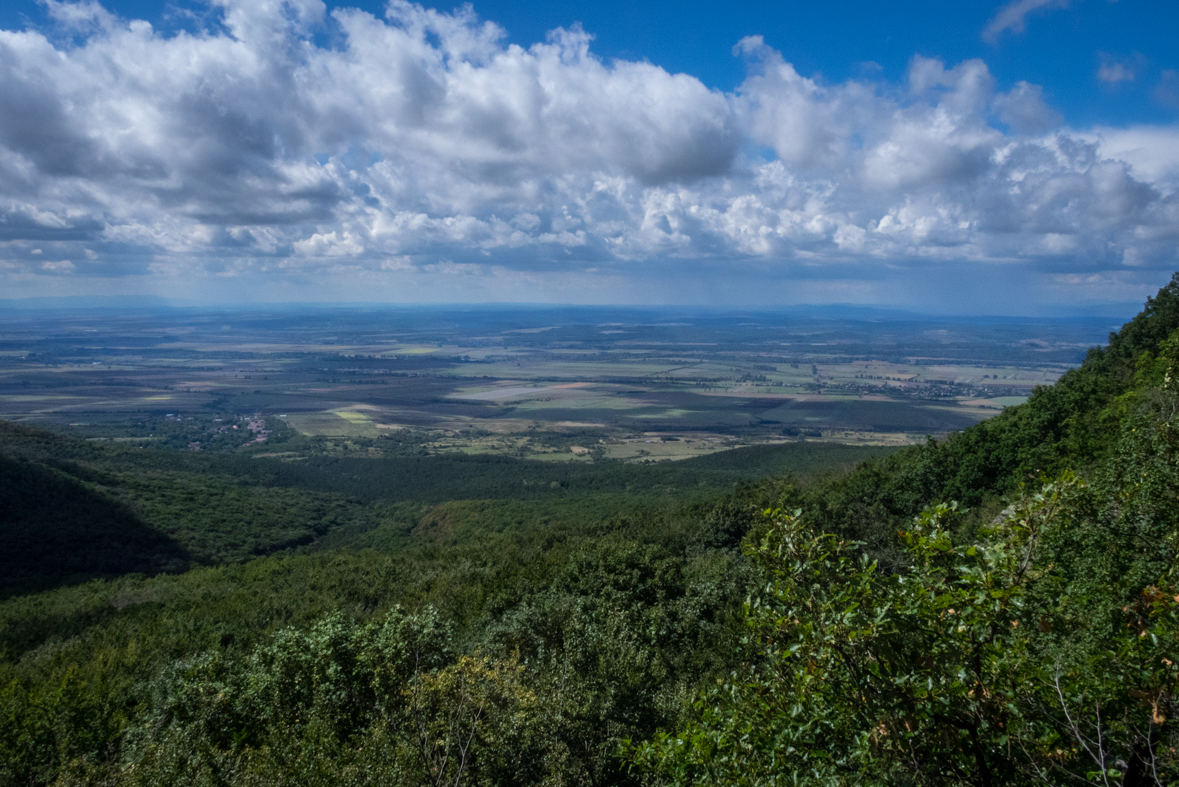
[0,304,1123,461]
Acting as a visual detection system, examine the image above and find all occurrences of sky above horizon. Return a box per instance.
[0,0,1177,313]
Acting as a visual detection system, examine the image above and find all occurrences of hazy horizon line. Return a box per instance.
[0,294,1145,321]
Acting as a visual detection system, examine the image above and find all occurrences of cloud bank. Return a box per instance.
[1,0,1177,308]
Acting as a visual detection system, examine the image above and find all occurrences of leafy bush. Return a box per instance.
[632,404,1179,785]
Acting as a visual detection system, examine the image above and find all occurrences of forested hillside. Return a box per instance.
[637,276,1179,786]
[0,421,885,786]
[3,275,1179,786]
[0,424,885,598]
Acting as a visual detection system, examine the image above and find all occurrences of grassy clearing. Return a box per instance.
[602,436,736,462]
[986,395,1030,407]
[287,411,383,437]
[333,410,373,423]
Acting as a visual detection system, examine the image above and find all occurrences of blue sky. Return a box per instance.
[411,0,1179,126]
[0,0,1177,312]
[6,0,1176,122]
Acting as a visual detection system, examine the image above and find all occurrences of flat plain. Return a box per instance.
[0,304,1122,460]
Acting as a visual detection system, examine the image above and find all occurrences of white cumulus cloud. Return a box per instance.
[0,0,1175,309]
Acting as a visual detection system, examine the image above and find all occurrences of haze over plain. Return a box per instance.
[0,0,1176,311]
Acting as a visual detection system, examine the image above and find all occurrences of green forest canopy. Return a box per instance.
[4,274,1179,786]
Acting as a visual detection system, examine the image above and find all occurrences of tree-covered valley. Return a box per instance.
[3,277,1179,786]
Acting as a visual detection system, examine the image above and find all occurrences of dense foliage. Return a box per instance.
[4,274,1179,786]
[0,513,753,785]
[0,424,886,598]
[2,423,847,784]
[635,470,1177,784]
[633,277,1179,785]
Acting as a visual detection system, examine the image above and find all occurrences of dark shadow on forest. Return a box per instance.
[0,454,191,598]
